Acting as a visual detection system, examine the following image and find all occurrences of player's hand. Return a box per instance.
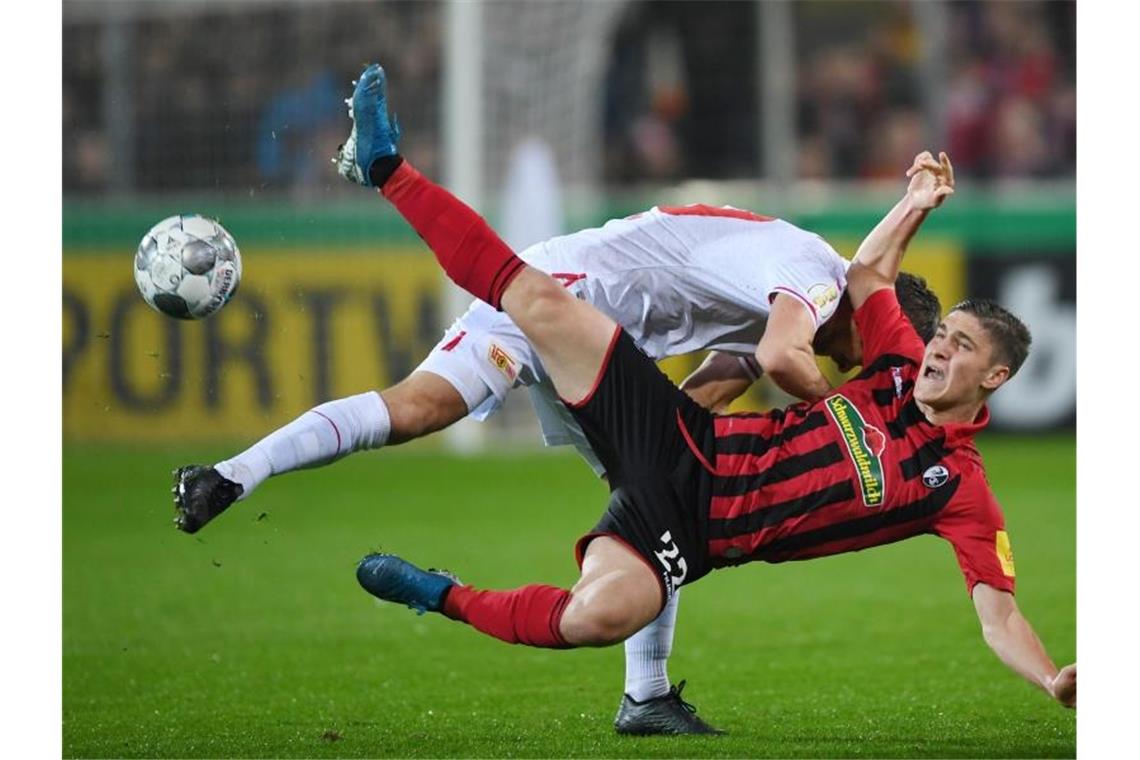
[904,151,955,210]
[1050,663,1076,708]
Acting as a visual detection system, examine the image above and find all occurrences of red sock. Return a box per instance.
[380,161,526,310]
[441,584,574,649]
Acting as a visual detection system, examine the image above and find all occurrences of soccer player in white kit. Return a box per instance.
[415,203,906,478]
[172,68,941,735]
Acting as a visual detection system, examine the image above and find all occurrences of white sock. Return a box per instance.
[623,589,680,701]
[215,391,391,498]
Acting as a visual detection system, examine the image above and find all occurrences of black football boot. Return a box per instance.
[613,680,725,736]
[172,465,243,533]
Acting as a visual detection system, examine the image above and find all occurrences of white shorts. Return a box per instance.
[414,299,607,476]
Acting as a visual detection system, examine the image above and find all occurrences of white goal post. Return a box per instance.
[441,0,628,453]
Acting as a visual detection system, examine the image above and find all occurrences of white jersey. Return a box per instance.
[524,204,848,358]
[417,204,849,476]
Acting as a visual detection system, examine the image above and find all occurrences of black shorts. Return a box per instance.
[567,328,716,602]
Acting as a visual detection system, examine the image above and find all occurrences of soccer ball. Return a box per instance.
[134,214,242,320]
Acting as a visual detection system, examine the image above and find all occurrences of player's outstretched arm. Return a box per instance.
[972,583,1076,708]
[846,151,954,310]
[679,351,757,413]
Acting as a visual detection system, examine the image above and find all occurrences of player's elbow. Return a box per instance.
[973,584,1019,649]
[755,344,805,388]
[976,607,1017,655]
[754,342,788,376]
[979,620,1004,651]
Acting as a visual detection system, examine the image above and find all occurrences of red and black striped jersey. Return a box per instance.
[687,288,1015,595]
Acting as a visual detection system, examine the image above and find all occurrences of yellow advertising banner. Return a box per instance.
[64,243,963,441]
[64,249,446,441]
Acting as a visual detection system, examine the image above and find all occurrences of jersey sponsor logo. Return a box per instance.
[825,394,886,507]
[487,343,519,382]
[808,282,841,320]
[653,530,689,596]
[922,464,950,488]
[995,530,1016,577]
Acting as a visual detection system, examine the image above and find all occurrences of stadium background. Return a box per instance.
[62,1,1076,757]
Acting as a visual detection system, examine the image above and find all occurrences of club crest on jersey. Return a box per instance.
[487,343,518,382]
[922,464,950,488]
[824,394,886,507]
[808,282,841,321]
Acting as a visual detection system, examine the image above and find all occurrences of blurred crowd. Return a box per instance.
[944,0,1075,179]
[63,0,1074,196]
[608,0,1075,182]
[63,1,442,196]
[794,0,1074,181]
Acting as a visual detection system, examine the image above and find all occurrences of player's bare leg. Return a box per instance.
[369,165,618,408]
[172,371,470,533]
[498,269,622,405]
[382,371,470,444]
[560,537,663,645]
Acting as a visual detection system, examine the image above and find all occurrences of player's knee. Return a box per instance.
[562,616,627,647]
[382,374,469,444]
[560,596,641,647]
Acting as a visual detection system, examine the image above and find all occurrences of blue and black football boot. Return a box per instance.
[334,62,402,187]
[356,553,458,615]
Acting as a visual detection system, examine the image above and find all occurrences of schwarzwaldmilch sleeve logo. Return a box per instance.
[824,394,886,507]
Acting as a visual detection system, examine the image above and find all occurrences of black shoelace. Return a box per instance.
[670,680,698,714]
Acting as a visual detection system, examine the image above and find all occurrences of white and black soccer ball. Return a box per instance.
[134,214,242,320]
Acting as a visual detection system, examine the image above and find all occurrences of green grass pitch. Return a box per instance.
[63,435,1075,758]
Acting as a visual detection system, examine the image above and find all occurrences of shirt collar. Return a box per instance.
[936,404,991,448]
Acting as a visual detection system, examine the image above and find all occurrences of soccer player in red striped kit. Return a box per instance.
[346,63,1075,713]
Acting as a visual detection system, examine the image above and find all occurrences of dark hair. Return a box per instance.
[948,298,1033,377]
[895,272,942,344]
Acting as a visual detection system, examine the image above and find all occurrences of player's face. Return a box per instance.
[914,311,1009,409]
